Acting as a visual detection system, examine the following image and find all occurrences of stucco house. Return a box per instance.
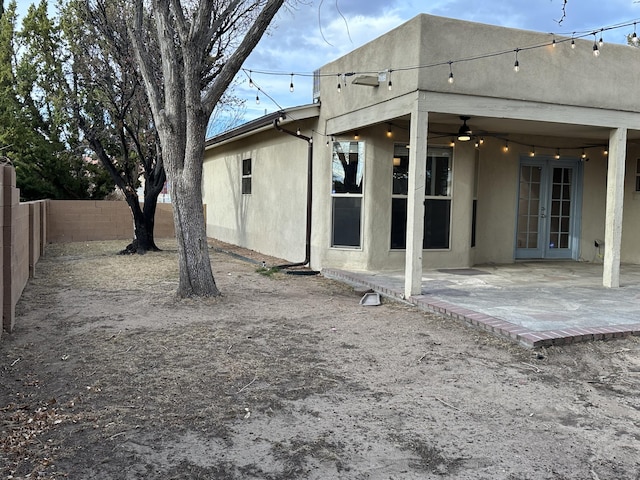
[203,14,640,298]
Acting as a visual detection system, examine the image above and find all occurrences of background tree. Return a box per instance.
[116,0,288,297]
[0,0,113,200]
[62,0,167,253]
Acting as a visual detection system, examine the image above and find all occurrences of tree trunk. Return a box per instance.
[170,170,219,297]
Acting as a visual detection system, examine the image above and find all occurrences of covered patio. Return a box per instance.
[323,261,640,348]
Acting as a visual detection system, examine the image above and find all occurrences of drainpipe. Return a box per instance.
[273,117,314,271]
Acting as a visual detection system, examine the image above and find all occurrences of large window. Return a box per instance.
[390,145,452,250]
[242,158,252,195]
[331,141,364,247]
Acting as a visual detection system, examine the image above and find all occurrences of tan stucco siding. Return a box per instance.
[203,129,309,263]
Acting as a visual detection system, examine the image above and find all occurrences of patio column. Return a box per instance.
[603,127,627,288]
[404,95,428,298]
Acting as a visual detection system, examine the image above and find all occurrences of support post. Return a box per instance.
[603,127,626,288]
[404,94,428,298]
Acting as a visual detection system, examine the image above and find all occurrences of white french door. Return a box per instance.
[515,158,582,260]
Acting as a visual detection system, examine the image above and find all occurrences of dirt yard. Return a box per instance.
[1,239,639,479]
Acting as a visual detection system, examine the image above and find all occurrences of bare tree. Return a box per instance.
[120,0,286,297]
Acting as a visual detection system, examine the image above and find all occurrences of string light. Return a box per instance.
[479,137,485,145]
[529,147,535,157]
[449,138,456,147]
[503,141,509,153]
[387,125,393,138]
[555,149,561,159]
[354,131,359,140]
[296,127,301,135]
[582,149,587,159]
[240,17,640,111]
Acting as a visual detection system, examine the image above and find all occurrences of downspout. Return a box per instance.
[273,117,315,271]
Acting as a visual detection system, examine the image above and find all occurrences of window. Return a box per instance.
[390,145,452,250]
[331,141,364,247]
[242,158,252,194]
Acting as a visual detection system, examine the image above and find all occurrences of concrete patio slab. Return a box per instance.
[322,261,640,348]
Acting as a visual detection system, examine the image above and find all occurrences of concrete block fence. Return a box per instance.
[0,165,176,339]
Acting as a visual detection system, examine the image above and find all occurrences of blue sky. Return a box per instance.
[13,0,640,127]
[240,0,640,121]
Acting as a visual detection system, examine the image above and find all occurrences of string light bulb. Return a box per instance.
[450,138,456,147]
[633,23,639,44]
[599,29,604,47]
[581,149,587,160]
[448,62,454,84]
[388,70,393,91]
[354,131,359,140]
[593,34,600,57]
[386,125,393,138]
[289,73,294,93]
[555,149,561,159]
[503,141,509,153]
[337,74,342,93]
[255,93,260,105]
[571,35,576,49]
[529,147,535,157]
[552,36,557,48]
[479,137,485,145]
[513,49,520,72]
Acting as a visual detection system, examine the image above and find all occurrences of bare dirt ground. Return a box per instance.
[1,239,640,480]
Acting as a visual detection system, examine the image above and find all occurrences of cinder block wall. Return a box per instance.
[2,166,42,336]
[46,200,175,243]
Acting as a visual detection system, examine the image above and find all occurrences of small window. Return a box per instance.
[242,158,252,194]
[636,159,640,192]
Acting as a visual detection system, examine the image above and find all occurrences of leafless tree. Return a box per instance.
[122,0,287,297]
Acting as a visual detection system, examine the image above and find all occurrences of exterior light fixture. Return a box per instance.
[457,116,473,142]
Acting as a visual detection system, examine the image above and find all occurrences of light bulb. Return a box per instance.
[593,43,600,57]
[289,74,294,93]
[514,60,520,72]
[571,37,576,49]
[255,94,260,105]
[388,80,393,91]
[503,142,509,153]
[448,72,454,84]
[249,71,254,88]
